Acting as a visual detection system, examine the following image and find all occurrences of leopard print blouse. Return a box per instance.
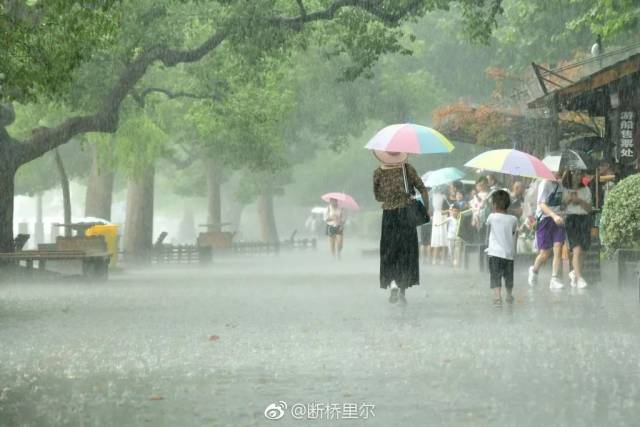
[373,163,429,210]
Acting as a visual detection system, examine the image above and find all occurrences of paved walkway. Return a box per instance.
[1,247,639,426]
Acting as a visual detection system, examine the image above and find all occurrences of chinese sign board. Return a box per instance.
[619,111,635,162]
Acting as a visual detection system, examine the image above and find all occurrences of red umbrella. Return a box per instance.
[321,192,359,210]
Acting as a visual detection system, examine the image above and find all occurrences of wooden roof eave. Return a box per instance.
[527,53,640,111]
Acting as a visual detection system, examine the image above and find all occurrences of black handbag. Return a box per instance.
[402,163,430,227]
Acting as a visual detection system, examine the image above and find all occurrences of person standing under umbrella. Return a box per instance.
[373,150,429,305]
[324,198,347,259]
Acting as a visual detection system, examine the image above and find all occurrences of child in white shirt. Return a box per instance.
[485,190,518,305]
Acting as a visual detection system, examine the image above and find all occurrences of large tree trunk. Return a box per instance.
[85,144,114,220]
[0,169,16,252]
[205,158,222,232]
[54,149,72,237]
[123,165,155,264]
[257,192,279,244]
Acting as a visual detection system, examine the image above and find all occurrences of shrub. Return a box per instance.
[601,174,640,254]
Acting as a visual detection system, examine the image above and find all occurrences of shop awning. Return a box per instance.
[528,53,640,112]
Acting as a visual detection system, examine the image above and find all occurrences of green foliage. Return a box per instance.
[567,0,640,39]
[187,52,296,172]
[111,108,169,176]
[601,174,640,254]
[4,0,506,208]
[492,0,639,71]
[0,0,120,102]
[321,9,414,80]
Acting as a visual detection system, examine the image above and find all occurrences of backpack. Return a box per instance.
[535,182,561,224]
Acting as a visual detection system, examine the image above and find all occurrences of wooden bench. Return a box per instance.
[0,250,111,280]
[232,241,280,254]
[197,230,235,250]
[151,232,207,264]
[56,235,107,253]
[13,234,30,251]
[154,231,168,248]
[152,244,202,264]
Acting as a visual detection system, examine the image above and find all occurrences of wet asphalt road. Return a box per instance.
[1,246,639,426]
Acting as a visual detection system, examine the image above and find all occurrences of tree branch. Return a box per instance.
[132,87,223,108]
[276,0,423,27]
[15,0,429,166]
[17,30,227,165]
[295,0,307,19]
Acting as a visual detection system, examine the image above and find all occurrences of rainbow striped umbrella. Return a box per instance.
[365,123,455,154]
[464,149,555,180]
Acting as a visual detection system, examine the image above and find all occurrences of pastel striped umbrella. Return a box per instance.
[422,167,466,188]
[464,149,555,180]
[365,123,455,154]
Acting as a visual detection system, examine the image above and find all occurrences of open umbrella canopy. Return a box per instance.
[465,149,555,180]
[321,192,360,210]
[74,216,110,225]
[365,123,455,154]
[542,150,590,172]
[422,167,465,188]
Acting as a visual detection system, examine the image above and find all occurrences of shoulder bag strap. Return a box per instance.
[401,163,411,195]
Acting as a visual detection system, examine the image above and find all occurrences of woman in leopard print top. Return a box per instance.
[372,151,429,305]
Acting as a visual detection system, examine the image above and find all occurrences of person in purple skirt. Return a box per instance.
[528,171,566,290]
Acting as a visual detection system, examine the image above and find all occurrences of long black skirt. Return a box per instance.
[379,207,420,289]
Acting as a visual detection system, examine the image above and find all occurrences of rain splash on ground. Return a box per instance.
[1,242,640,426]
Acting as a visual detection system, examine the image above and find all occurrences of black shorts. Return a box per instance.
[565,214,591,250]
[488,256,514,289]
[327,225,343,236]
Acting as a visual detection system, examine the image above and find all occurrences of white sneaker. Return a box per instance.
[528,266,538,287]
[568,271,577,288]
[576,277,588,289]
[549,276,564,290]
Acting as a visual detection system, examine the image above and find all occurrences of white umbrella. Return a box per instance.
[74,216,110,225]
[543,150,588,172]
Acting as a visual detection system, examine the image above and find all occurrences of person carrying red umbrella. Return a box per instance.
[324,198,346,259]
[321,192,358,260]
